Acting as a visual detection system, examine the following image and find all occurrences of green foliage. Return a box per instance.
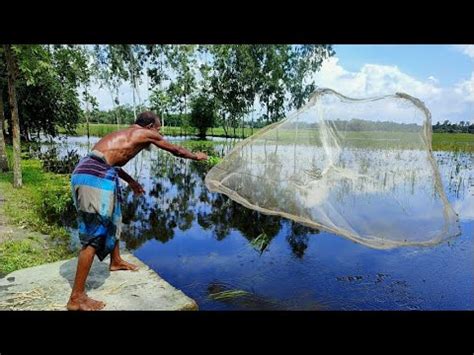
[433,120,473,134]
[206,156,222,166]
[250,232,271,254]
[34,146,80,174]
[0,152,73,238]
[1,45,92,138]
[190,94,217,137]
[38,180,75,226]
[0,238,73,275]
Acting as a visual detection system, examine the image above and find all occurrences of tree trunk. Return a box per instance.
[86,114,90,141]
[4,44,22,187]
[221,113,228,137]
[6,107,12,142]
[0,87,9,172]
[86,102,90,149]
[251,104,254,136]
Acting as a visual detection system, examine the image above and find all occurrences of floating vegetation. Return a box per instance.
[208,289,251,301]
[250,232,271,254]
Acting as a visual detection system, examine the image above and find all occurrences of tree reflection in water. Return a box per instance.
[120,143,318,258]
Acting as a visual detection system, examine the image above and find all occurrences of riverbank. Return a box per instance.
[0,152,74,276]
[0,249,198,310]
[0,148,199,310]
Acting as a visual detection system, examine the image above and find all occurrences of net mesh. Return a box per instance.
[205,88,460,249]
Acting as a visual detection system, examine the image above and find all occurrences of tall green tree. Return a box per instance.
[6,45,92,138]
[168,45,197,134]
[203,45,334,132]
[0,49,9,172]
[0,85,8,172]
[3,44,22,187]
[190,93,217,138]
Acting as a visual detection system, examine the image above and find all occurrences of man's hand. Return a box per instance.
[194,152,208,161]
[129,180,145,195]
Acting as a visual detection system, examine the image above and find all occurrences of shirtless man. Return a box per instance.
[67,111,208,311]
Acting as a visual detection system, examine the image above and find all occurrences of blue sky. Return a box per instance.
[333,45,473,87]
[312,45,474,123]
[90,45,474,124]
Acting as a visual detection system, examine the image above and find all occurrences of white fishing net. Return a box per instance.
[205,88,460,249]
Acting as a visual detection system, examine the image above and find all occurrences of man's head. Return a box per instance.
[135,111,161,131]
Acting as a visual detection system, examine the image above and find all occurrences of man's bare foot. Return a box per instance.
[67,293,106,311]
[109,259,139,272]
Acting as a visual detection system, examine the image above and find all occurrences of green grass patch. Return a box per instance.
[62,124,474,152]
[66,124,257,139]
[0,147,75,274]
[0,238,72,276]
[432,133,474,152]
[0,155,73,239]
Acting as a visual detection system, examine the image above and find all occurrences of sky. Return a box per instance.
[89,45,474,124]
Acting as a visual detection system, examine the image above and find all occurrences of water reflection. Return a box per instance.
[42,135,473,310]
[45,135,473,258]
[117,144,318,260]
[207,133,462,249]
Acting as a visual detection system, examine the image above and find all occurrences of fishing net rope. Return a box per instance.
[205,88,460,249]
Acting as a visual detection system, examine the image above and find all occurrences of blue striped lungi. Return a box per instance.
[70,150,122,261]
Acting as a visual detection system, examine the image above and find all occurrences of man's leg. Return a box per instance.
[66,245,106,311]
[109,240,139,271]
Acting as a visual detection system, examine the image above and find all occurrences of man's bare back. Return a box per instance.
[93,124,208,167]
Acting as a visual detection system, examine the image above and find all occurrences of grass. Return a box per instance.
[208,289,251,301]
[249,232,271,254]
[432,133,474,152]
[67,124,257,139]
[0,153,72,239]
[59,123,258,138]
[0,147,75,274]
[65,124,473,152]
[0,238,72,276]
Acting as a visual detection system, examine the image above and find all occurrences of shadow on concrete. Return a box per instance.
[59,257,111,291]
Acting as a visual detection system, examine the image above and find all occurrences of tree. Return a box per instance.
[203,45,334,133]
[168,45,197,135]
[0,85,8,172]
[149,87,172,126]
[190,93,217,138]
[285,45,335,110]
[206,45,253,136]
[1,45,92,139]
[3,44,22,187]
[82,90,99,140]
[0,49,9,171]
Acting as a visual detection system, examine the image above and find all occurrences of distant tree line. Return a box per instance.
[432,120,474,133]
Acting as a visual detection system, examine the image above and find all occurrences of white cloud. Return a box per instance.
[314,57,441,98]
[427,76,439,84]
[455,72,474,102]
[312,57,474,123]
[453,45,474,59]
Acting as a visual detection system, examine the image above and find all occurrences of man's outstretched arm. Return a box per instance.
[144,130,208,161]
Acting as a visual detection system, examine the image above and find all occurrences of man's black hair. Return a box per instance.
[135,111,161,127]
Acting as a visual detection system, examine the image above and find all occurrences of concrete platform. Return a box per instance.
[0,251,198,311]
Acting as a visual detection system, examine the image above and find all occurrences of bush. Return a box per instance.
[39,147,80,174]
[38,182,76,226]
[190,94,217,138]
